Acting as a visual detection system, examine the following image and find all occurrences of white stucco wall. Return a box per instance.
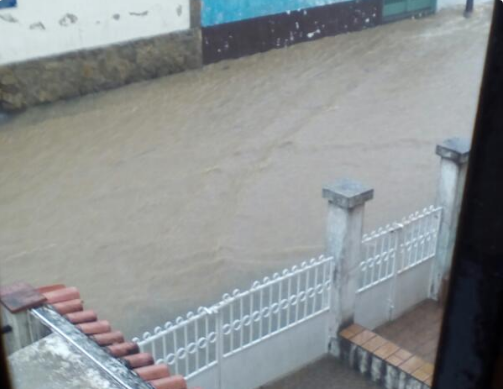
[0,0,191,65]
[436,0,491,10]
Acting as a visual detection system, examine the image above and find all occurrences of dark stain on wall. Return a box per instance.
[59,13,78,26]
[202,0,382,64]
[0,14,18,23]
[129,11,149,17]
[29,22,46,30]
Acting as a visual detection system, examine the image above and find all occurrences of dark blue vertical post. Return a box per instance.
[464,0,474,17]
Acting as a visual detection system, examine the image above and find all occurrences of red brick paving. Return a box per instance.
[374,299,443,364]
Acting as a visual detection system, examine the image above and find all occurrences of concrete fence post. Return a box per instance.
[0,283,47,355]
[323,178,373,356]
[430,138,470,301]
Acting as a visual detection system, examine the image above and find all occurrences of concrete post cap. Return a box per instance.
[436,137,470,164]
[322,178,374,209]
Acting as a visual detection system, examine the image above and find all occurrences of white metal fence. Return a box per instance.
[134,255,333,389]
[355,205,442,329]
[133,206,442,388]
[133,307,218,380]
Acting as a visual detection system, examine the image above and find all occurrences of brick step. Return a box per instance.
[339,324,434,389]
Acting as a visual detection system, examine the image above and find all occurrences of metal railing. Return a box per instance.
[133,255,333,383]
[219,255,333,357]
[133,306,218,379]
[357,205,442,293]
[134,206,442,386]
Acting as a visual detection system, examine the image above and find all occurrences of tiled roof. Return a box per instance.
[38,284,201,389]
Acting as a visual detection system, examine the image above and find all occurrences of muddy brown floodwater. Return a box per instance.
[0,5,491,339]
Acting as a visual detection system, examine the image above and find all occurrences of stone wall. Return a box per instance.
[0,29,201,111]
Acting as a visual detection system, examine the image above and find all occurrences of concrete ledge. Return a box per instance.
[31,306,152,389]
[323,179,374,209]
[9,333,126,389]
[336,324,434,388]
[436,137,471,164]
[0,28,202,111]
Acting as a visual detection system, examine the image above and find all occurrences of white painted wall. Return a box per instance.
[0,0,191,65]
[436,0,491,10]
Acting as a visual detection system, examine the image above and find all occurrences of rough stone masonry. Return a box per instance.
[0,29,201,111]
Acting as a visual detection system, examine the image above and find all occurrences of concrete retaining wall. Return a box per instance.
[0,0,201,110]
[0,30,201,111]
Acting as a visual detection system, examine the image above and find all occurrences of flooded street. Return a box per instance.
[0,5,491,339]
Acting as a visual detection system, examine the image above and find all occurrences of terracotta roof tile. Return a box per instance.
[44,287,80,304]
[123,353,155,369]
[107,342,140,358]
[52,299,83,315]
[91,331,125,346]
[76,320,111,335]
[134,365,171,380]
[65,310,98,324]
[150,375,186,389]
[39,284,192,389]
[37,284,66,294]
